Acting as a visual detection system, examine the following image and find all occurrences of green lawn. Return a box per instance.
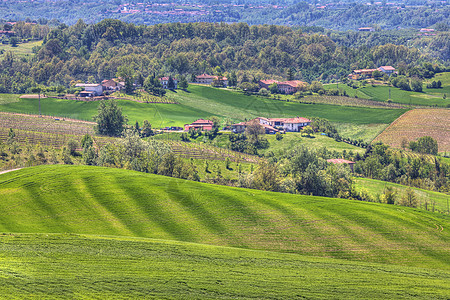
[334,123,390,143]
[360,85,450,107]
[424,72,450,97]
[261,132,366,155]
[354,177,450,213]
[0,40,42,59]
[0,233,448,299]
[323,83,371,99]
[0,86,406,128]
[0,165,448,270]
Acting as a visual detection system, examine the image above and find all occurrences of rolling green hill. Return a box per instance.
[0,165,448,270]
[0,85,407,127]
[0,233,449,299]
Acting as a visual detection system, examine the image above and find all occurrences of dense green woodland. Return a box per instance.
[0,0,449,30]
[1,20,449,93]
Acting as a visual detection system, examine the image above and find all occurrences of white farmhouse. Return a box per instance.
[75,83,103,96]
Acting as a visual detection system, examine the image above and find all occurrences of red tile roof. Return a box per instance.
[190,119,214,125]
[379,66,395,71]
[278,80,306,88]
[159,77,177,81]
[327,159,355,164]
[268,117,311,123]
[260,79,278,85]
[196,74,216,79]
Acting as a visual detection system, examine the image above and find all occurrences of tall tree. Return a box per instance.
[93,100,127,136]
[116,65,134,94]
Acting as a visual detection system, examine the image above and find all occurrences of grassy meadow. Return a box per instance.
[0,165,448,270]
[0,40,42,59]
[354,177,450,213]
[0,233,449,299]
[0,85,407,128]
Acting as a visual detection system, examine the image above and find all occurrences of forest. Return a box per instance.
[0,0,449,30]
[1,19,449,94]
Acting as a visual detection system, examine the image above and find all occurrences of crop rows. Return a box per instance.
[113,90,178,104]
[374,109,450,152]
[299,95,406,109]
[169,141,259,163]
[0,112,95,136]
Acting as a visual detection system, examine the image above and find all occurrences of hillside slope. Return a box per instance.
[0,165,449,270]
[0,86,406,127]
[0,233,449,299]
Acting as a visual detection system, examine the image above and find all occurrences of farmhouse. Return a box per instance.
[349,66,396,80]
[358,27,375,32]
[101,79,120,91]
[184,119,214,131]
[259,80,306,94]
[327,158,356,172]
[195,74,228,87]
[232,116,311,133]
[378,66,395,75]
[159,77,178,89]
[75,83,103,96]
[278,80,306,94]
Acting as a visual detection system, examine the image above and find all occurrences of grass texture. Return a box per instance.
[0,165,448,270]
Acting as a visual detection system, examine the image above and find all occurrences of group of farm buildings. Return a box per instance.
[184,117,312,134]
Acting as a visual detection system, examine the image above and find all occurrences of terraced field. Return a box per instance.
[0,165,448,270]
[374,109,450,152]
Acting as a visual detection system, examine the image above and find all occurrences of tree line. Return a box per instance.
[1,20,449,94]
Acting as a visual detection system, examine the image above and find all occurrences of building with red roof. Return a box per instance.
[184,119,214,131]
[232,116,311,133]
[159,76,178,89]
[195,74,228,87]
[327,159,356,172]
[258,79,306,94]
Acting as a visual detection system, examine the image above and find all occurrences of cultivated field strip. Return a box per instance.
[374,109,450,152]
[0,233,449,299]
[169,141,259,163]
[0,165,448,270]
[0,112,95,136]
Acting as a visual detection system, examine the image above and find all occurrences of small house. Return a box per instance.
[75,83,103,96]
[327,159,356,172]
[378,66,395,75]
[184,119,214,131]
[159,77,178,89]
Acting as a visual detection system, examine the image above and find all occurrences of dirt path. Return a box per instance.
[0,168,22,175]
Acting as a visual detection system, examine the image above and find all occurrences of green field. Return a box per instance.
[323,83,371,99]
[0,165,448,270]
[354,177,450,213]
[0,40,42,59]
[0,86,407,127]
[0,233,449,299]
[424,72,450,97]
[360,85,450,107]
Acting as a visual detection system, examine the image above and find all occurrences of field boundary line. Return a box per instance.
[371,109,413,143]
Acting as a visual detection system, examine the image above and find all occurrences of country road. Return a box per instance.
[0,168,22,175]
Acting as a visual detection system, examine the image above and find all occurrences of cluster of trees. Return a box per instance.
[229,120,269,155]
[403,136,439,155]
[238,145,353,198]
[1,20,448,94]
[353,143,449,192]
[390,75,423,92]
[426,80,442,89]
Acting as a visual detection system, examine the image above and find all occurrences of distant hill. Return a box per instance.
[1,165,448,270]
